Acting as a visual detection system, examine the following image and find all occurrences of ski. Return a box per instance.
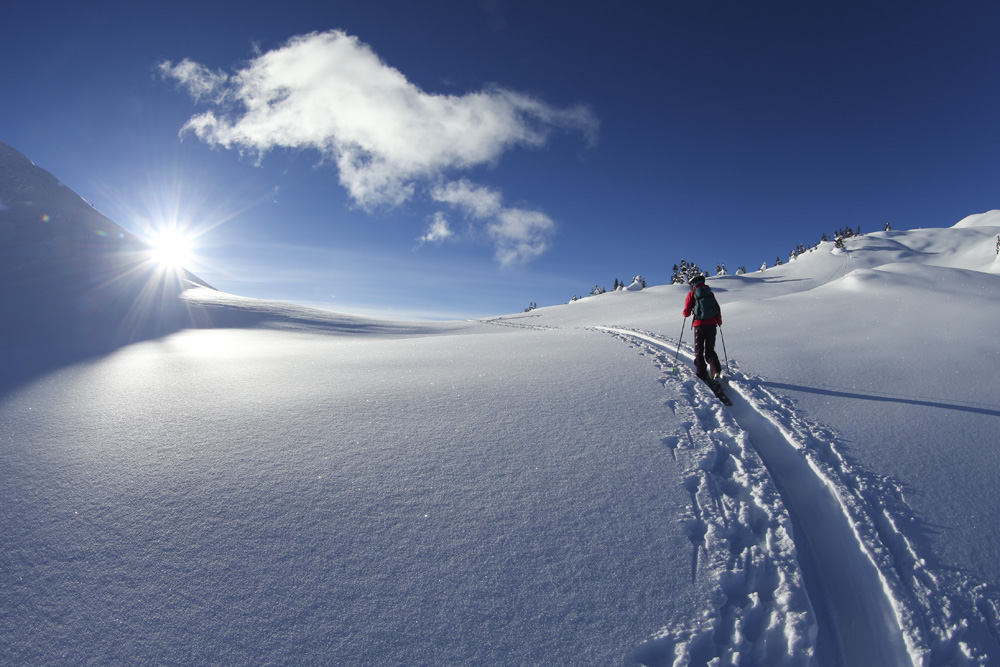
[705,377,733,406]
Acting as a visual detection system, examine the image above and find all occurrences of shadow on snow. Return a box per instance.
[761,381,1000,418]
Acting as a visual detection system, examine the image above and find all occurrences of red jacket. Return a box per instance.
[683,288,722,327]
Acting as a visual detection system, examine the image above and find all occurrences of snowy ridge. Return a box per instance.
[598,326,999,666]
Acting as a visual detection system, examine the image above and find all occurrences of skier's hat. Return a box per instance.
[689,275,706,286]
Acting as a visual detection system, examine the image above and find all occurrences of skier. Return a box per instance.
[683,275,723,383]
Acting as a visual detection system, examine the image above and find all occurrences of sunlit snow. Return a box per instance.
[2,139,999,665]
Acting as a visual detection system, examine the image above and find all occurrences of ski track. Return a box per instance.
[592,326,999,667]
[480,314,556,331]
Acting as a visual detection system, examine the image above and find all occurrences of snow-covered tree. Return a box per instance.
[672,260,710,285]
[623,275,646,291]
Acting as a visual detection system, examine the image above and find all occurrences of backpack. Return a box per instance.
[691,285,720,321]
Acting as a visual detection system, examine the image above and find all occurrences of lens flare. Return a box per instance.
[148,229,193,269]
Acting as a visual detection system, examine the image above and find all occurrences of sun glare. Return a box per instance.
[148,229,193,269]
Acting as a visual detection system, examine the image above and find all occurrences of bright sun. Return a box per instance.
[148,229,193,269]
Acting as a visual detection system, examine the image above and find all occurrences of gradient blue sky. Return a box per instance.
[4,1,998,319]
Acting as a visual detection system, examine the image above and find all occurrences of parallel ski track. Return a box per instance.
[595,326,917,667]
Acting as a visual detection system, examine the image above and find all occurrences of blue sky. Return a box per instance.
[4,1,998,319]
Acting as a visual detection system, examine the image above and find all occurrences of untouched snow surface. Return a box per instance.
[3,212,1000,665]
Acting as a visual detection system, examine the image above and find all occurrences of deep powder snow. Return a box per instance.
[3,213,1000,665]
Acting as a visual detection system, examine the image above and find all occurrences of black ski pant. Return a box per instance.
[693,324,721,380]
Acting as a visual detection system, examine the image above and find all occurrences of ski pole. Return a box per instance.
[674,317,687,363]
[719,325,730,373]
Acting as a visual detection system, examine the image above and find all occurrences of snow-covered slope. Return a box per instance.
[0,141,215,381]
[520,215,1000,664]
[2,147,999,665]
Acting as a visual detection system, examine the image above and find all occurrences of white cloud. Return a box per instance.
[161,29,595,263]
[489,208,555,267]
[430,179,503,218]
[418,212,454,245]
[159,59,229,102]
[431,179,555,267]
